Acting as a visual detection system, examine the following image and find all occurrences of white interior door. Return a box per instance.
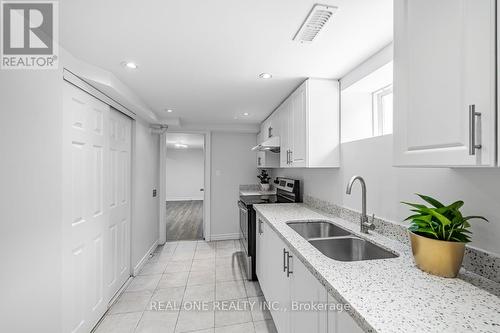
[107,108,132,299]
[62,82,131,333]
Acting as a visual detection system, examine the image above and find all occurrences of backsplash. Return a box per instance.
[239,184,263,191]
[304,194,500,285]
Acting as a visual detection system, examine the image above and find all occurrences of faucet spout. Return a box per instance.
[346,176,374,234]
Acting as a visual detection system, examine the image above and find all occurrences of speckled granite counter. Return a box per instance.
[239,190,277,196]
[253,203,500,333]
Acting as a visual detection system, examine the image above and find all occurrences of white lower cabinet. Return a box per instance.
[327,295,364,333]
[289,254,328,333]
[256,213,362,333]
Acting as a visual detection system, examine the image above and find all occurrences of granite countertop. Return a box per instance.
[253,203,500,333]
[239,189,277,196]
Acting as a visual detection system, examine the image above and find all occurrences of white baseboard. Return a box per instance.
[166,197,204,201]
[132,240,158,276]
[210,233,240,241]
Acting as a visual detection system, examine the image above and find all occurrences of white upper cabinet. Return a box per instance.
[264,78,340,168]
[278,101,292,167]
[394,0,496,167]
[290,83,307,167]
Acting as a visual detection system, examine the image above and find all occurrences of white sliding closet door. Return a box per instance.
[62,81,131,333]
[107,108,132,299]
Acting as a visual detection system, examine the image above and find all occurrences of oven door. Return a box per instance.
[238,200,252,279]
[238,201,248,250]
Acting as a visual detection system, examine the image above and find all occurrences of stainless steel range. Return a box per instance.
[238,177,300,280]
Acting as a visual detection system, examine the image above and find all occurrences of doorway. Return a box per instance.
[165,133,206,241]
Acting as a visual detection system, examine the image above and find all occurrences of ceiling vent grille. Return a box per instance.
[293,4,337,43]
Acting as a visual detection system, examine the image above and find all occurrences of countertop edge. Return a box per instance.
[255,205,378,333]
[253,203,500,333]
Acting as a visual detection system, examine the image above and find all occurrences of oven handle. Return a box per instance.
[238,201,248,212]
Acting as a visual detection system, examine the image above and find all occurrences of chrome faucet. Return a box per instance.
[346,176,375,234]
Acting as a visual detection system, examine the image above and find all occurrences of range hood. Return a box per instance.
[251,136,280,153]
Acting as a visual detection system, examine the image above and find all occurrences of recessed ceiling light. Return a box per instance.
[122,61,138,69]
[166,109,173,113]
[243,112,249,116]
[259,73,272,79]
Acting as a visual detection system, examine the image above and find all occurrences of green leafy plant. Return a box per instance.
[257,169,271,184]
[402,194,488,243]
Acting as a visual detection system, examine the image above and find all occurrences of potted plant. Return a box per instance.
[257,170,271,191]
[402,194,488,278]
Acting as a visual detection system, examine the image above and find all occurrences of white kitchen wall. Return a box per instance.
[0,65,63,332]
[166,148,204,201]
[132,119,161,272]
[340,91,372,143]
[210,132,257,239]
[271,135,500,256]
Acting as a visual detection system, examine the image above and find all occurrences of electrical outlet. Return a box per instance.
[152,189,157,197]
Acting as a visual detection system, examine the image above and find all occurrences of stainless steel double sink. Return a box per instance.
[287,221,398,261]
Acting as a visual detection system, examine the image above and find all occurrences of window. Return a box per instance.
[372,84,393,136]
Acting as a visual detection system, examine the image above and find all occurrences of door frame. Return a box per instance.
[159,130,212,244]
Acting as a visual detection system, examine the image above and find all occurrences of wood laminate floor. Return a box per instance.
[166,200,203,241]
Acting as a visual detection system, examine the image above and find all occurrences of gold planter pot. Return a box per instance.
[409,231,465,278]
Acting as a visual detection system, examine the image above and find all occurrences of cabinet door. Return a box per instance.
[394,0,496,167]
[271,109,280,138]
[261,118,271,140]
[327,295,363,333]
[257,218,271,299]
[289,256,328,333]
[264,225,290,333]
[291,83,307,167]
[280,100,293,168]
[257,151,264,168]
[255,215,263,284]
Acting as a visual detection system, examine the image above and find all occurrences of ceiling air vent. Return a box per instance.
[293,4,337,43]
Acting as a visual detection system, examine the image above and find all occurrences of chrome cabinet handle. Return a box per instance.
[268,127,273,138]
[283,249,288,272]
[286,252,293,277]
[469,104,482,155]
[290,150,293,164]
[258,219,263,235]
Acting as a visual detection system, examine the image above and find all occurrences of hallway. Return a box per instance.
[166,201,204,241]
[94,240,277,333]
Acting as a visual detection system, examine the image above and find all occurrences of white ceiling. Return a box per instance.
[61,0,393,126]
[166,133,204,149]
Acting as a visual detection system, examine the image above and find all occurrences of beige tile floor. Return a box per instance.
[93,240,277,333]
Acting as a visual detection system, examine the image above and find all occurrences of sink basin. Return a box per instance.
[309,237,398,261]
[287,220,352,239]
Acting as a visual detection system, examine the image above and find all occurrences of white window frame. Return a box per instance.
[372,84,393,136]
